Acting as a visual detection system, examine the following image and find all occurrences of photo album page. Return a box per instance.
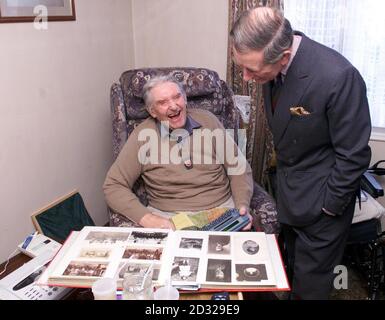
[39,226,285,290]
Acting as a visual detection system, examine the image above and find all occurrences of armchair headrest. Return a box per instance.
[118,67,228,120]
[120,67,220,99]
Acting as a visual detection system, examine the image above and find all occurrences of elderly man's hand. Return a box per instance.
[139,213,175,230]
[239,206,253,231]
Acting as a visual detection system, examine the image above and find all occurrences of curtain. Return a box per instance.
[285,0,385,129]
[227,0,283,190]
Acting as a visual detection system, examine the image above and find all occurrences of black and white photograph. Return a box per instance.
[128,231,169,245]
[233,234,269,260]
[63,261,107,277]
[179,237,203,250]
[235,264,268,282]
[117,262,152,279]
[207,235,231,255]
[152,264,161,281]
[171,256,199,282]
[85,231,130,244]
[123,247,163,260]
[78,248,111,259]
[206,259,231,283]
[242,240,260,255]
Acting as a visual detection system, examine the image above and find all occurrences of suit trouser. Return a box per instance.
[282,197,355,299]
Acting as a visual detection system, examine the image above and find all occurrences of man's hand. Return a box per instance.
[239,206,253,231]
[139,213,175,230]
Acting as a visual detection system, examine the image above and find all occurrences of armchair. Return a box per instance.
[108,67,279,234]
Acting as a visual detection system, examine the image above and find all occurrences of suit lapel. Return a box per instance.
[271,73,311,146]
[269,33,314,147]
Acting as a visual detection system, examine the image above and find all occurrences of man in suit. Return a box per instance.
[230,7,371,299]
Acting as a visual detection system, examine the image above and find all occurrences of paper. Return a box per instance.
[171,207,228,230]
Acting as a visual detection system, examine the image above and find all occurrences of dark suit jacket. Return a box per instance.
[263,32,372,227]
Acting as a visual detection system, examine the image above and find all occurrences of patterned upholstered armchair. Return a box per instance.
[108,67,279,234]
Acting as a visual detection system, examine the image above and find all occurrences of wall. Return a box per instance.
[132,0,229,80]
[0,0,134,261]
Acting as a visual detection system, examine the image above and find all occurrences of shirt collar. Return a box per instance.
[158,114,202,140]
[281,35,302,77]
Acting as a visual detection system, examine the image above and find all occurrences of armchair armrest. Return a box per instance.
[249,182,280,234]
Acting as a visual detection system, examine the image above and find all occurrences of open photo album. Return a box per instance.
[38,226,289,291]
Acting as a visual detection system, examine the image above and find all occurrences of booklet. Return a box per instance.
[38,226,289,291]
[171,207,228,230]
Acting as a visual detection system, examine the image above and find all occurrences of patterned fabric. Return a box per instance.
[227,0,282,233]
[110,83,129,161]
[250,182,280,234]
[119,68,238,126]
[109,67,279,234]
[109,208,140,228]
[226,0,282,186]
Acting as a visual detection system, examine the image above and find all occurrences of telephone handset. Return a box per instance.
[0,250,71,300]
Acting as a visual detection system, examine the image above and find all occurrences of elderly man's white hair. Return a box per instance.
[142,75,186,112]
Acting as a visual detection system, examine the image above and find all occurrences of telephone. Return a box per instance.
[0,250,72,300]
[18,233,61,258]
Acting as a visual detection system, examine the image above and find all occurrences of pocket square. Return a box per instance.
[290,106,311,116]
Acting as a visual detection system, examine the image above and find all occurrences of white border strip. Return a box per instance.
[370,128,385,142]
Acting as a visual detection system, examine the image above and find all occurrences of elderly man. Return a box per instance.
[103,75,253,230]
[230,7,371,299]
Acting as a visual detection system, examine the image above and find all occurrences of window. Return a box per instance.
[284,0,385,130]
